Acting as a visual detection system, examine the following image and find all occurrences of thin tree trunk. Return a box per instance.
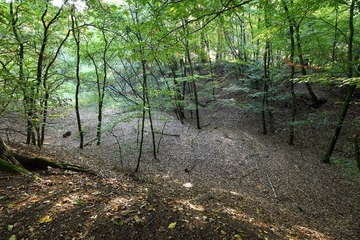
[332,2,339,61]
[280,1,320,106]
[142,59,157,160]
[296,36,319,104]
[182,19,201,129]
[282,0,297,145]
[33,2,69,147]
[203,34,216,99]
[9,2,32,145]
[169,58,185,123]
[71,8,84,149]
[40,92,49,146]
[322,85,356,163]
[241,12,248,62]
[262,42,270,135]
[96,30,112,146]
[322,0,357,163]
[135,60,149,172]
[133,7,157,168]
[262,2,271,135]
[216,19,224,61]
[135,105,146,173]
[34,4,51,147]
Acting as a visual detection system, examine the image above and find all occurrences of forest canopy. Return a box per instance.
[0,0,359,172]
[1,1,360,239]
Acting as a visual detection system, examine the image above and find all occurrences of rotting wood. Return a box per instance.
[0,137,93,175]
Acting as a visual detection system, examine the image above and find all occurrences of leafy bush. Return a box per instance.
[332,158,360,178]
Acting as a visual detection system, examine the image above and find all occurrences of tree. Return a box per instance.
[3,0,72,147]
[70,4,84,149]
[322,0,359,163]
[84,22,114,146]
[2,0,360,174]
[282,0,297,145]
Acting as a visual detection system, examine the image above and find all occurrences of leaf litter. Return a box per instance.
[0,84,360,239]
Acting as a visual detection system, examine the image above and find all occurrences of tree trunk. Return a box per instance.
[322,0,357,163]
[135,62,147,172]
[262,2,271,135]
[332,2,339,61]
[322,85,356,163]
[182,19,201,129]
[170,58,186,122]
[261,55,268,135]
[282,0,297,145]
[71,9,84,149]
[0,137,21,166]
[0,136,92,175]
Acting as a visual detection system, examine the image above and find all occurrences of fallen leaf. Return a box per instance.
[113,205,119,211]
[158,226,165,232]
[8,225,14,231]
[146,205,155,211]
[75,199,84,205]
[233,234,242,240]
[213,226,220,231]
[40,216,52,223]
[134,215,142,224]
[168,222,176,229]
[8,235,16,240]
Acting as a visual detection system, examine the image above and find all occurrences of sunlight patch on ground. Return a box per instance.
[182,182,193,188]
[230,191,241,196]
[106,196,135,211]
[161,173,170,179]
[178,200,205,212]
[187,202,205,211]
[225,207,333,240]
[290,225,333,240]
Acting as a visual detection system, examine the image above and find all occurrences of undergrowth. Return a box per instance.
[332,158,360,178]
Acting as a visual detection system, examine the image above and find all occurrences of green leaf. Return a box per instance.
[0,196,5,200]
[8,235,16,240]
[233,235,242,240]
[39,216,52,223]
[168,222,176,229]
[8,225,14,231]
[114,220,124,226]
[75,199,84,205]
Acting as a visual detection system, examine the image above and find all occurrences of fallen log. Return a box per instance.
[0,136,93,175]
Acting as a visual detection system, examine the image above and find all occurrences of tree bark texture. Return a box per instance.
[0,137,91,175]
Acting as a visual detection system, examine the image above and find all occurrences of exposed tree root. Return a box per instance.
[12,152,94,173]
[0,137,94,175]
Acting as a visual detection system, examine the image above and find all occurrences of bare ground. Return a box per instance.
[1,83,360,239]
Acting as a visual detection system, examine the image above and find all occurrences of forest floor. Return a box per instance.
[1,78,360,239]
